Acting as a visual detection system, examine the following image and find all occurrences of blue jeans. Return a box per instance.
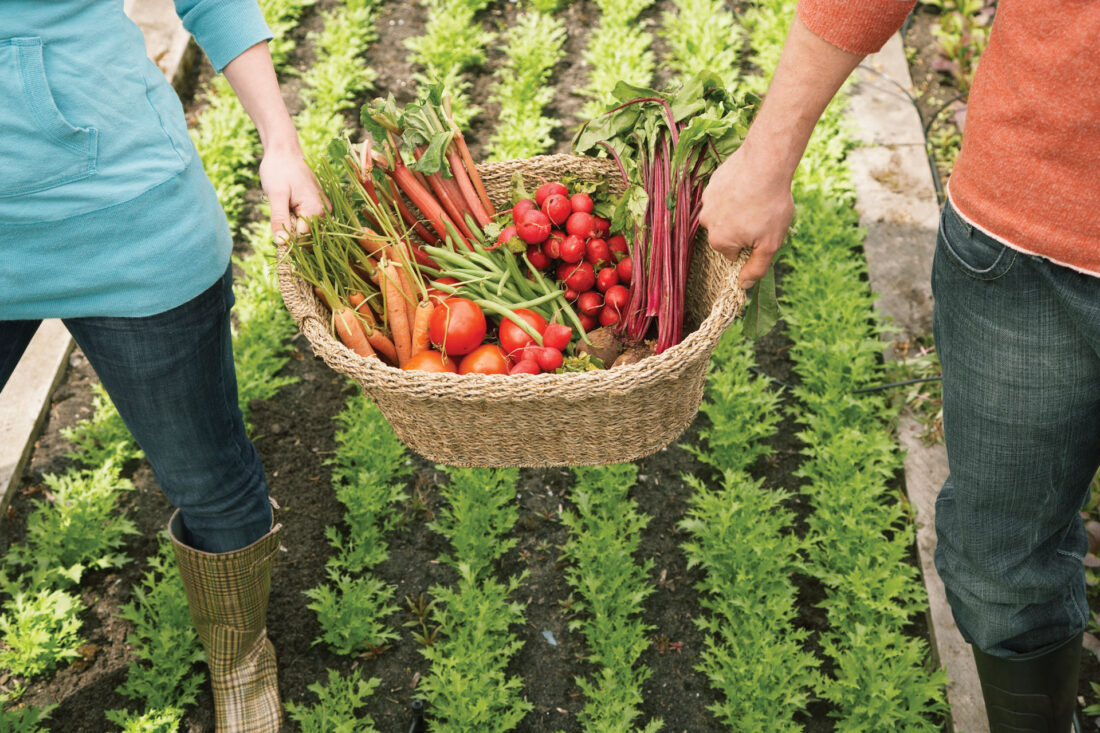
[0,266,272,553]
[932,200,1100,658]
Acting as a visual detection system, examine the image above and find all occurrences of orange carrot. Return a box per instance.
[333,307,376,359]
[396,265,418,332]
[384,265,412,366]
[365,326,398,364]
[410,300,434,357]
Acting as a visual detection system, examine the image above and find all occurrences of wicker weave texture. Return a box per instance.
[278,154,747,467]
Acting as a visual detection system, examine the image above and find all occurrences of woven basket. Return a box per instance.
[278,154,747,467]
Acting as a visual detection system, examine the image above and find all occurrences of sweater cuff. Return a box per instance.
[797,0,917,55]
[175,0,273,73]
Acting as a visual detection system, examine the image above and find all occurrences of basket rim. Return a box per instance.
[277,153,746,397]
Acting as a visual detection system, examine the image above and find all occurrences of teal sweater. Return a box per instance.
[0,0,271,319]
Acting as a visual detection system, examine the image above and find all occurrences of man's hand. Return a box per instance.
[700,142,795,290]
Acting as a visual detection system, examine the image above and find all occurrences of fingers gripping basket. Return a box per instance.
[278,154,747,467]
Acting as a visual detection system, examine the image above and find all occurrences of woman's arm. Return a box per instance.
[222,41,325,241]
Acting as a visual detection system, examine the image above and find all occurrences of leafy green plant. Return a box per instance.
[0,587,83,679]
[304,572,400,657]
[60,384,142,467]
[429,468,519,578]
[923,0,992,93]
[560,464,662,733]
[285,667,382,733]
[662,0,742,91]
[112,540,204,712]
[580,0,656,119]
[104,707,184,733]
[485,8,567,161]
[0,704,54,733]
[5,462,137,587]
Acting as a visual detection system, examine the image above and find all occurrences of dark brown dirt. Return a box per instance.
[0,2,962,732]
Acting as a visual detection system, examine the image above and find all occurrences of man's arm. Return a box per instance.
[700,15,864,289]
[223,42,325,241]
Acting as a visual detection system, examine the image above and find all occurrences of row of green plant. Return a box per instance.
[661,0,741,92]
[484,0,568,160]
[743,0,949,727]
[580,0,656,119]
[559,464,661,733]
[415,466,531,731]
[680,324,821,729]
[405,0,495,127]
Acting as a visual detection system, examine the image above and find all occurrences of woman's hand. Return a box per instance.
[259,145,326,243]
[699,142,795,290]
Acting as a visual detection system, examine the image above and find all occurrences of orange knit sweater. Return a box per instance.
[798,0,1100,277]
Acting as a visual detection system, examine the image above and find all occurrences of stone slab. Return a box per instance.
[848,32,989,733]
[0,321,74,515]
[0,2,197,515]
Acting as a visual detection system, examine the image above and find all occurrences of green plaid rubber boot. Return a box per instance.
[169,510,284,733]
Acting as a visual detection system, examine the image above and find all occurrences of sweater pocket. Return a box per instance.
[0,37,98,198]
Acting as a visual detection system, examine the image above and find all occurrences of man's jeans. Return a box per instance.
[932,200,1100,657]
[0,266,272,553]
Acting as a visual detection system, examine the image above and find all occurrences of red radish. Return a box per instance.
[570,192,594,214]
[519,344,542,363]
[564,262,596,293]
[527,245,551,270]
[616,256,633,285]
[604,284,629,312]
[585,238,611,267]
[542,323,572,350]
[516,210,551,244]
[599,307,620,327]
[578,312,598,331]
[495,224,519,250]
[559,234,585,264]
[513,199,536,223]
[510,359,541,375]
[543,231,564,259]
[563,287,579,302]
[541,193,571,226]
[596,266,620,292]
[536,346,564,373]
[535,181,568,207]
[607,234,629,259]
[593,216,611,238]
[566,211,596,239]
[577,291,603,317]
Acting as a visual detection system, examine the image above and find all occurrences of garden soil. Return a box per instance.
[8,1,1084,732]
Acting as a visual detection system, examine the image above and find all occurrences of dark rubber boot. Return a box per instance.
[973,632,1082,733]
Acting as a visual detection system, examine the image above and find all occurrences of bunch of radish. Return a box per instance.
[499,180,633,334]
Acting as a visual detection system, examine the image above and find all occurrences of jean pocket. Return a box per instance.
[0,37,98,198]
[939,202,1016,281]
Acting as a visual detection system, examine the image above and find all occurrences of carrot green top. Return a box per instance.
[799,0,1100,277]
[0,0,271,319]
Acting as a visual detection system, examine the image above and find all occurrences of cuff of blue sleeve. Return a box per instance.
[178,0,273,73]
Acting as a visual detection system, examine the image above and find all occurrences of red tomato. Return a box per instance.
[458,344,509,375]
[541,193,571,226]
[403,350,458,373]
[542,323,572,350]
[429,297,487,356]
[570,192,594,214]
[498,308,548,357]
[535,181,568,207]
